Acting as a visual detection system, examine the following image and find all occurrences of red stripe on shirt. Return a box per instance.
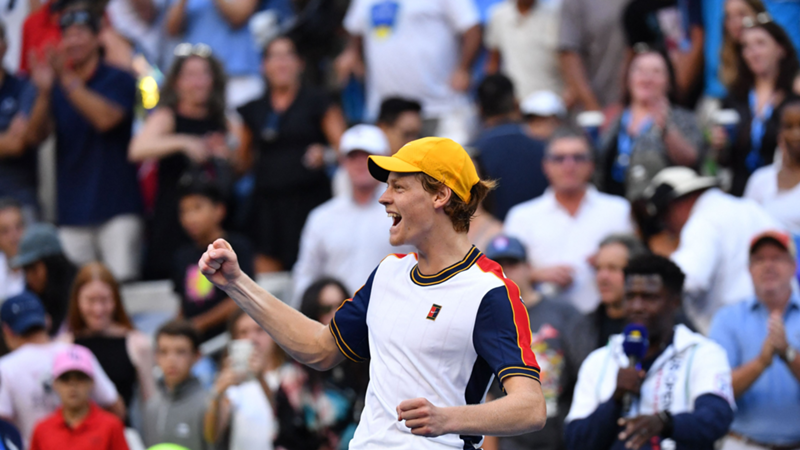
[476,255,538,367]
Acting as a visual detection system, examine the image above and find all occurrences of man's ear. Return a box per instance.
[432,185,453,210]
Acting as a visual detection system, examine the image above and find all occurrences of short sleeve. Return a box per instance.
[558,0,583,51]
[688,0,703,27]
[92,68,136,112]
[18,80,37,116]
[87,347,120,406]
[708,307,742,368]
[484,6,502,50]
[443,0,480,33]
[473,286,540,386]
[329,269,375,362]
[343,0,369,35]
[689,342,735,409]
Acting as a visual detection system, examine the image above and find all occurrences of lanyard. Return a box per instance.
[613,109,653,183]
[747,90,774,173]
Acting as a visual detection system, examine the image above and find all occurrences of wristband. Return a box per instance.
[657,410,673,437]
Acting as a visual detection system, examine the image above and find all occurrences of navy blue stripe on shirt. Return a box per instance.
[329,269,376,362]
[460,355,494,449]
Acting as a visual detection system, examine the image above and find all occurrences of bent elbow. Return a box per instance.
[528,408,547,432]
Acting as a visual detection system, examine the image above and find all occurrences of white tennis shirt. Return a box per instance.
[330,247,541,449]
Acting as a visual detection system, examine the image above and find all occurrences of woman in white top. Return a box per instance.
[744,100,800,234]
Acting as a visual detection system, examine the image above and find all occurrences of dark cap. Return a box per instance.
[11,223,62,269]
[59,9,100,33]
[1,291,47,335]
[485,235,527,262]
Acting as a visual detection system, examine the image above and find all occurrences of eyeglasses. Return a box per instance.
[173,43,212,58]
[59,10,98,31]
[545,154,591,164]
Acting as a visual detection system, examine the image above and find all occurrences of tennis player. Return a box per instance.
[199,137,546,448]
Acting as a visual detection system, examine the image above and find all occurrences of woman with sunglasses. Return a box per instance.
[237,36,346,273]
[711,16,800,196]
[129,46,233,280]
[596,46,703,201]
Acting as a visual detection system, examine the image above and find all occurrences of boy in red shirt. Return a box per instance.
[29,345,129,450]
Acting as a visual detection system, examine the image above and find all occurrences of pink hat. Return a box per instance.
[53,345,95,380]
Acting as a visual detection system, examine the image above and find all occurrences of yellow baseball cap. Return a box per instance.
[367,137,480,202]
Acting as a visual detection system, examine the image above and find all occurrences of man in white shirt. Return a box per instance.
[643,167,780,333]
[485,0,563,101]
[199,137,546,448]
[0,199,24,302]
[505,127,633,313]
[293,124,411,306]
[336,0,481,144]
[564,254,734,450]
[0,292,123,445]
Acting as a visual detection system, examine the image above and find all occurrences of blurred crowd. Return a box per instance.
[0,0,798,448]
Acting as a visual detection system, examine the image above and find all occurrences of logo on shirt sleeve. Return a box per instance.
[426,304,442,321]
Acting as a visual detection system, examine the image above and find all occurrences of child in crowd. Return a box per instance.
[173,176,254,344]
[142,320,210,450]
[29,345,129,450]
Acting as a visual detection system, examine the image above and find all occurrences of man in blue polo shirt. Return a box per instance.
[710,230,800,450]
[0,21,38,215]
[26,8,142,282]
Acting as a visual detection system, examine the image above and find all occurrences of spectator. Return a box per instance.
[0,199,25,302]
[293,124,409,305]
[18,0,63,74]
[719,0,767,90]
[467,158,503,252]
[165,0,262,107]
[590,234,648,349]
[63,262,157,417]
[0,419,21,450]
[337,0,481,144]
[597,47,703,200]
[106,0,163,67]
[0,22,38,213]
[745,100,800,233]
[710,231,800,450]
[711,17,800,196]
[129,45,232,281]
[643,167,778,333]
[29,345,129,450]
[483,235,593,450]
[204,309,287,450]
[11,223,76,335]
[473,74,548,221]
[623,0,704,108]
[376,97,422,155]
[26,8,143,282]
[237,36,345,273]
[558,0,627,111]
[0,0,36,74]
[505,127,633,313]
[0,292,123,444]
[172,177,253,343]
[142,320,209,450]
[565,255,735,450]
[520,90,566,141]
[484,0,562,101]
[705,0,800,100]
[275,278,366,450]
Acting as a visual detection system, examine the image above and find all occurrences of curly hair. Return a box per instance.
[415,173,497,233]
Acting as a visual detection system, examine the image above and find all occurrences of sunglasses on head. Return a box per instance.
[59,10,99,32]
[546,154,591,164]
[173,43,213,58]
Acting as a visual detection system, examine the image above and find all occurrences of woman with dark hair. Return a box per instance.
[129,44,234,279]
[274,277,365,450]
[237,36,346,273]
[712,16,800,195]
[62,262,156,418]
[597,47,703,200]
[720,0,767,89]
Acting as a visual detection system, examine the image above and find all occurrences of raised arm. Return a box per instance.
[128,108,210,162]
[212,0,258,29]
[199,239,345,370]
[166,0,189,36]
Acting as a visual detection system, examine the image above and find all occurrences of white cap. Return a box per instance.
[643,167,718,216]
[340,124,390,156]
[520,91,566,118]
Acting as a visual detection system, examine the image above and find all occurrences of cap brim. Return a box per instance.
[368,155,422,182]
[9,252,38,269]
[671,178,718,198]
[9,315,46,335]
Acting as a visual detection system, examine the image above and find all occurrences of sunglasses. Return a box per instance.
[59,10,99,32]
[545,154,591,164]
[173,43,212,58]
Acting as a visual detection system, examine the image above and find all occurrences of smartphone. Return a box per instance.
[228,339,253,374]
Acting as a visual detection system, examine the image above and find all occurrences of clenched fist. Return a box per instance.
[198,239,242,289]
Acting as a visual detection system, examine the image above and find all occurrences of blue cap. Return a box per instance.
[10,223,62,269]
[1,291,47,335]
[485,235,527,262]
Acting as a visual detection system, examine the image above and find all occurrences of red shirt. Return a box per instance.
[18,3,61,74]
[29,403,129,450]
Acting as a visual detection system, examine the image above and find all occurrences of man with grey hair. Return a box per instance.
[505,127,633,313]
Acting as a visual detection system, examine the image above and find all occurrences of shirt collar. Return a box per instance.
[56,403,100,432]
[749,292,800,310]
[542,185,597,212]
